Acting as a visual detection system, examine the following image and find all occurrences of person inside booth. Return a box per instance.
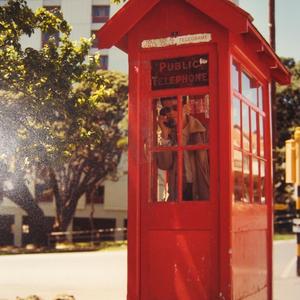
[156,96,209,201]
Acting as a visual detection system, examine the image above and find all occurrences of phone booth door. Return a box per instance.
[139,45,219,300]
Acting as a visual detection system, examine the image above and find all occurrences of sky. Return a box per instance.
[239,0,300,62]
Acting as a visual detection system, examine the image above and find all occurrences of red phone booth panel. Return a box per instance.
[139,46,219,300]
[231,57,271,299]
[96,0,290,299]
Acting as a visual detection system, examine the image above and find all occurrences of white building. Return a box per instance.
[0,0,128,247]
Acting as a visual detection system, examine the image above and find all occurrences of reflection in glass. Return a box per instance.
[260,115,265,157]
[261,160,266,204]
[232,62,239,91]
[243,155,250,203]
[153,152,178,202]
[258,86,263,110]
[233,150,243,202]
[242,103,250,151]
[153,94,210,203]
[154,96,178,147]
[253,158,260,203]
[182,94,209,144]
[242,71,257,105]
[182,150,209,201]
[251,110,258,155]
[232,97,241,148]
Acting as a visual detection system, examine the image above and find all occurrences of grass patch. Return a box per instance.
[0,240,127,255]
[274,233,296,241]
[97,240,127,251]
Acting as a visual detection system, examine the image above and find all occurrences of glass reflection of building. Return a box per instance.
[232,61,266,204]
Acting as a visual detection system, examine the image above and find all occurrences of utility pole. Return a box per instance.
[269,0,279,234]
[269,0,276,50]
[269,0,277,145]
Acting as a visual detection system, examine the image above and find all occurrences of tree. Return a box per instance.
[0,0,128,245]
[274,58,300,204]
[49,70,128,231]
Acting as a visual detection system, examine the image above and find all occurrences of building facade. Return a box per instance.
[0,0,128,247]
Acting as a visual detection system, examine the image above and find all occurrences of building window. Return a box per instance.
[99,55,109,70]
[87,185,105,204]
[92,5,110,23]
[41,31,59,47]
[91,30,99,48]
[232,60,266,204]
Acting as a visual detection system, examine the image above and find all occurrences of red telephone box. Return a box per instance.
[97,0,290,299]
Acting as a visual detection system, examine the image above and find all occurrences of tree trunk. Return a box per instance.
[61,191,83,231]
[4,179,48,246]
[48,167,63,231]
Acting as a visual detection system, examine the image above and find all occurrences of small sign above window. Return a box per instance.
[142,33,211,49]
[151,54,209,90]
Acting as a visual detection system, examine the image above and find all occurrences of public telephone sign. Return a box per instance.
[151,54,209,90]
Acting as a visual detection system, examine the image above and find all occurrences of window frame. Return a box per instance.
[149,92,211,203]
[92,5,110,23]
[231,60,267,205]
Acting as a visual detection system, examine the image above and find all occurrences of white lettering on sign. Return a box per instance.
[141,33,212,49]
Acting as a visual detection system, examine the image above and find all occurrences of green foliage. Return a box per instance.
[112,0,127,4]
[274,57,300,203]
[276,58,300,147]
[0,0,128,233]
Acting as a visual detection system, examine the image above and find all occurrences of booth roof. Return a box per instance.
[96,0,290,85]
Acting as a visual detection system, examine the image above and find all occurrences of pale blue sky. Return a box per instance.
[239,0,300,62]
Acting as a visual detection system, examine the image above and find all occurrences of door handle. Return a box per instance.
[144,138,149,161]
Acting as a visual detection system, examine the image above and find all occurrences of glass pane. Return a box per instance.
[261,160,266,204]
[242,71,258,105]
[242,103,250,151]
[258,86,263,110]
[259,115,265,157]
[153,152,178,202]
[232,97,241,148]
[232,62,239,91]
[251,110,258,155]
[233,150,243,202]
[253,158,260,203]
[181,94,209,144]
[182,150,209,201]
[154,96,178,147]
[92,6,110,17]
[243,155,250,203]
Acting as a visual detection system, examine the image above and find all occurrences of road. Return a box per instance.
[274,239,300,300]
[0,250,127,300]
[0,241,299,300]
